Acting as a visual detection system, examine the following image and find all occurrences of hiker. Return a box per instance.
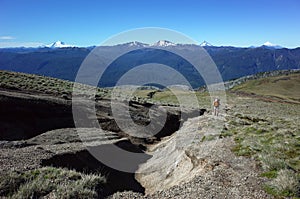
[213,98,220,116]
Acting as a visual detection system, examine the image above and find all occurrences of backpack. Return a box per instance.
[214,100,219,107]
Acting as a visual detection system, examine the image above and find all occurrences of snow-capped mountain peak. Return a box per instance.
[46,41,74,48]
[261,41,282,49]
[263,41,274,46]
[152,40,176,47]
[200,41,212,47]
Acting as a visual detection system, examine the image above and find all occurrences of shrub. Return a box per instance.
[259,154,287,171]
[0,167,106,199]
[267,169,299,197]
[0,170,26,196]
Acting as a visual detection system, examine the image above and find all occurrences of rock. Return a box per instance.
[61,94,70,100]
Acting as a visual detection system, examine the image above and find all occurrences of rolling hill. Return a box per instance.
[231,72,300,104]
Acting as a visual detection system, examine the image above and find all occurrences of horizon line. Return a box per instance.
[0,40,299,49]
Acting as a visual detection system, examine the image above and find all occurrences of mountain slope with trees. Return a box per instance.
[0,45,299,88]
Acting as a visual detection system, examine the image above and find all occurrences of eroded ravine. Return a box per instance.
[37,106,206,197]
[0,89,210,197]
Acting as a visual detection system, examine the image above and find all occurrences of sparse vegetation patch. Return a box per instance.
[0,167,106,199]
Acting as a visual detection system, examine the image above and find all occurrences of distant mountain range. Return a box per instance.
[0,41,299,88]
[29,40,288,49]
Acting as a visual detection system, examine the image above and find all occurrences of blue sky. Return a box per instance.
[1,0,300,48]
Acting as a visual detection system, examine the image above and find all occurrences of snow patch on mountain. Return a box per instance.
[122,41,149,47]
[152,40,176,47]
